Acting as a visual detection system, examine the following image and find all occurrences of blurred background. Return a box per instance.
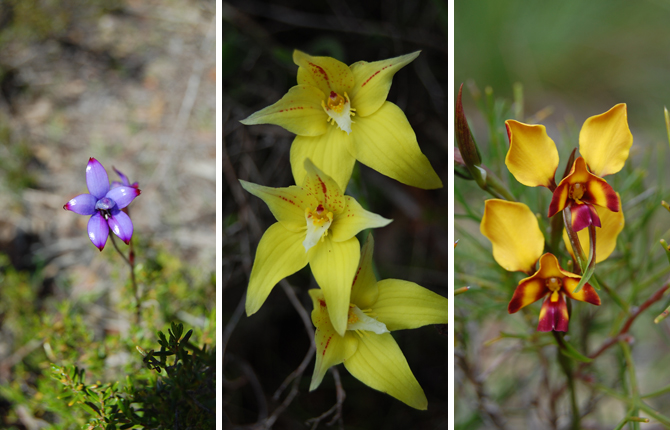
[223,0,449,428]
[0,0,215,426]
[455,1,670,429]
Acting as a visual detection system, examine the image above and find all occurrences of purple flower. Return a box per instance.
[111,166,139,189]
[64,158,141,251]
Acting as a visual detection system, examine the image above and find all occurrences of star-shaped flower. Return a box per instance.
[505,104,632,231]
[241,50,442,191]
[64,158,141,251]
[240,159,392,335]
[308,234,448,409]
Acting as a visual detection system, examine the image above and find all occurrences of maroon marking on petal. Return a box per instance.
[537,294,569,332]
[588,204,601,228]
[548,181,569,218]
[323,335,332,355]
[309,62,330,83]
[505,123,512,145]
[352,266,362,288]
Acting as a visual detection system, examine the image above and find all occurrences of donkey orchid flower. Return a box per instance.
[481,199,601,331]
[309,234,448,409]
[64,158,141,251]
[240,159,391,336]
[505,104,632,231]
[240,50,442,191]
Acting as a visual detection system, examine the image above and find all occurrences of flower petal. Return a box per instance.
[372,279,448,331]
[348,51,421,118]
[86,157,110,199]
[246,223,310,316]
[569,203,600,232]
[350,234,380,309]
[108,208,134,244]
[240,85,328,137]
[537,293,569,332]
[239,180,314,232]
[508,277,548,314]
[63,193,97,215]
[480,199,544,273]
[87,212,109,251]
[562,277,600,305]
[303,159,346,214]
[579,103,633,177]
[563,193,624,264]
[113,166,131,187]
[350,102,442,189]
[329,196,392,242]
[294,50,355,98]
[504,120,559,188]
[309,235,360,336]
[308,289,359,391]
[106,186,141,210]
[344,332,427,410]
[291,130,356,193]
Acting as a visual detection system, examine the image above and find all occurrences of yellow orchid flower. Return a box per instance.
[308,234,448,409]
[240,159,392,336]
[505,104,632,232]
[481,199,603,331]
[241,50,442,191]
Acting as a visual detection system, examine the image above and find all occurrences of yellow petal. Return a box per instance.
[344,332,427,410]
[330,196,392,242]
[480,199,545,273]
[350,233,380,309]
[246,223,310,316]
[309,235,360,336]
[294,50,355,97]
[350,102,442,189]
[579,104,633,177]
[505,120,559,188]
[563,193,624,264]
[349,51,421,118]
[240,85,328,136]
[372,279,448,331]
[308,289,359,391]
[302,159,346,214]
[290,129,356,192]
[239,180,315,232]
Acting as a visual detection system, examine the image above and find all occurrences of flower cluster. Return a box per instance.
[240,50,447,408]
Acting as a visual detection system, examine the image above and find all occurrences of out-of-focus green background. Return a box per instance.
[456,1,670,429]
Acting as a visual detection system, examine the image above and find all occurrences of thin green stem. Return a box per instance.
[109,233,140,324]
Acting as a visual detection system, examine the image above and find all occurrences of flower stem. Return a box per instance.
[109,233,141,324]
[554,331,580,430]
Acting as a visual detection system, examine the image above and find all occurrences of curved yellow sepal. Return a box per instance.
[294,50,355,98]
[246,223,311,316]
[302,159,346,214]
[563,193,624,264]
[291,130,356,192]
[308,289,359,391]
[349,51,421,118]
[350,102,442,189]
[344,332,428,410]
[505,120,559,188]
[330,196,392,242]
[579,104,632,177]
[309,235,360,336]
[349,233,380,310]
[480,199,544,273]
[239,180,313,232]
[372,279,448,331]
[240,85,328,136]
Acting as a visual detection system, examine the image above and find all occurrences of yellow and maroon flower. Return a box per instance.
[505,104,632,232]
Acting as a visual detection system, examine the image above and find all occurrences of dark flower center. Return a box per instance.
[95,197,116,211]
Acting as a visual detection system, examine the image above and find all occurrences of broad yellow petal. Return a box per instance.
[350,233,380,309]
[563,193,624,264]
[290,129,356,192]
[303,159,346,214]
[239,180,314,232]
[508,277,547,314]
[505,120,559,188]
[294,50,355,97]
[240,85,328,136]
[562,278,600,305]
[579,104,632,177]
[308,289,359,391]
[246,223,310,315]
[372,279,448,331]
[309,235,360,336]
[480,199,545,273]
[350,102,442,189]
[349,51,421,118]
[344,332,427,410]
[330,196,392,242]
